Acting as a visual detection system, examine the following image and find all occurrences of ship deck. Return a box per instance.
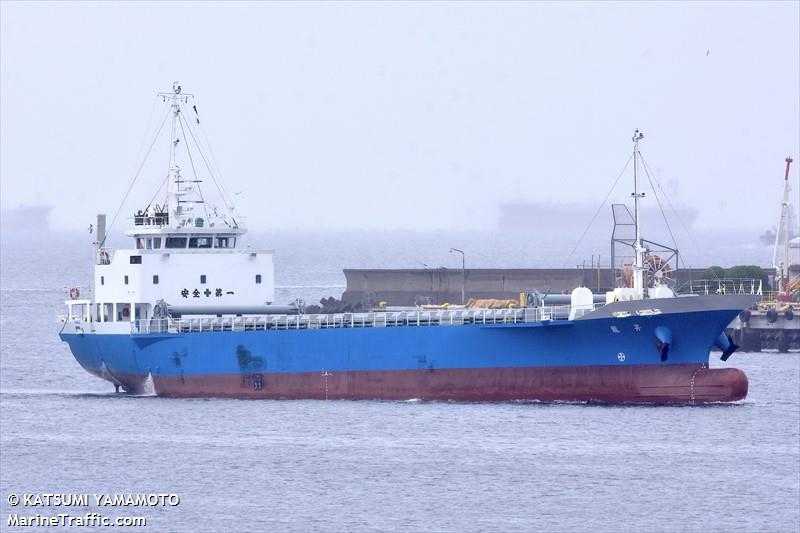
[130,305,595,335]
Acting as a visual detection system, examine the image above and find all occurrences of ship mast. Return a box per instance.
[631,129,646,299]
[773,156,794,293]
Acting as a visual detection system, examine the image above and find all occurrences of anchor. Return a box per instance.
[715,332,739,361]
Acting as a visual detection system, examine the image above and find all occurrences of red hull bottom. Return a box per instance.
[119,365,748,404]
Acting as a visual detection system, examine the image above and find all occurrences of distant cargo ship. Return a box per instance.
[497,200,698,233]
[59,86,753,403]
[0,205,52,232]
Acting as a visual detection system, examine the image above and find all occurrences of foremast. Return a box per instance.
[631,130,646,299]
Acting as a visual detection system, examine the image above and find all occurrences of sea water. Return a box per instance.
[1,231,798,532]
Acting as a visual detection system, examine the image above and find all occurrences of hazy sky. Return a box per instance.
[1,1,798,232]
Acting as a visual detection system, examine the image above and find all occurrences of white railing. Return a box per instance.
[684,278,763,296]
[64,285,93,302]
[97,247,112,265]
[131,304,590,335]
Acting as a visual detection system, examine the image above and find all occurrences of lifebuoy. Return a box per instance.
[69,287,80,299]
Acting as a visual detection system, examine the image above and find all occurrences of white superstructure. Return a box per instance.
[65,82,275,330]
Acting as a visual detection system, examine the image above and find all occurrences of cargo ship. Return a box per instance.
[497,200,698,236]
[59,84,754,403]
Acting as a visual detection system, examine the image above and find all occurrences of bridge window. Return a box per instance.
[255,274,262,284]
[124,275,129,285]
[200,275,207,284]
[117,303,131,321]
[189,237,212,248]
[153,275,159,284]
[165,237,187,248]
[215,236,236,249]
[130,255,142,264]
[100,276,104,286]
[153,237,162,249]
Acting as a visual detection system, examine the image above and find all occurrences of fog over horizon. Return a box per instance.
[1,2,798,235]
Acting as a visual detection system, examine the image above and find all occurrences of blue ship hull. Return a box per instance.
[60,295,753,403]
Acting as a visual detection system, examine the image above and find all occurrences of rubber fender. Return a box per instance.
[716,332,739,362]
[766,309,779,323]
[785,308,794,321]
[654,326,673,362]
[739,310,751,323]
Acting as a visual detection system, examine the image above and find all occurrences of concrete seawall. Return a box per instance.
[342,267,708,306]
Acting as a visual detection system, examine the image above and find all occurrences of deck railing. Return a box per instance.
[682,278,763,296]
[64,285,93,301]
[97,247,112,265]
[131,304,591,335]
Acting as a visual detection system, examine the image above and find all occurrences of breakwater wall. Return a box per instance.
[342,267,707,306]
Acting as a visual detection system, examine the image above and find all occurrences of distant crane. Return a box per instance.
[773,156,794,295]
